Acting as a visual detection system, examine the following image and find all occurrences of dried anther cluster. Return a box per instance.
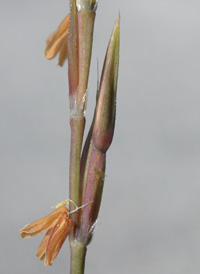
[20,206,71,266]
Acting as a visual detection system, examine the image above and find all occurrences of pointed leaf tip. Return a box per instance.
[92,15,120,153]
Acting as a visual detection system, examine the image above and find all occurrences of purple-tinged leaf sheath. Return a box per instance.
[79,83,100,220]
[80,148,105,240]
[92,16,120,153]
[79,123,94,208]
[68,0,79,108]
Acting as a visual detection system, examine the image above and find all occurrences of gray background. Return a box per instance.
[1,0,200,273]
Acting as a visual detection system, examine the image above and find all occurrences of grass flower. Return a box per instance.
[20,206,71,266]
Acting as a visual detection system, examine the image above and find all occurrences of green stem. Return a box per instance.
[70,242,87,274]
[69,115,85,240]
[77,10,95,110]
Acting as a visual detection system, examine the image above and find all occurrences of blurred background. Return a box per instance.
[1,0,200,273]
